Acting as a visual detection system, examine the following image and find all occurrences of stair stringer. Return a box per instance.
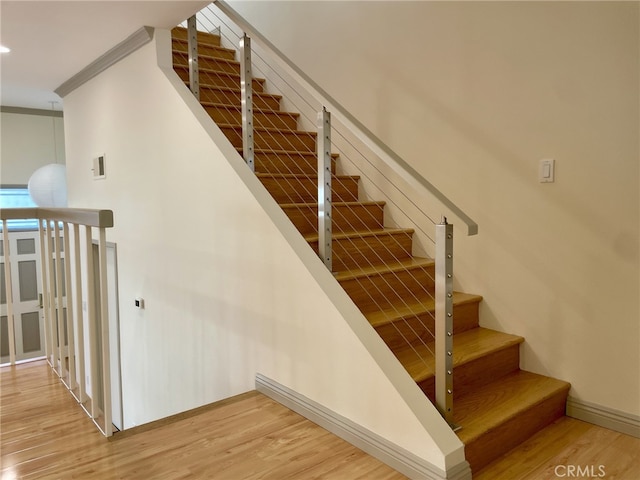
[156,28,469,478]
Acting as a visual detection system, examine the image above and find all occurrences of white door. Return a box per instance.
[0,230,46,364]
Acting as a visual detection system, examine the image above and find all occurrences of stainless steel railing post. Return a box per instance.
[239,34,255,172]
[187,15,200,100]
[318,107,332,271]
[436,217,458,428]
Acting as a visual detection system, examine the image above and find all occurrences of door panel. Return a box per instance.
[21,311,42,353]
[0,230,46,364]
[18,260,38,301]
[0,315,8,356]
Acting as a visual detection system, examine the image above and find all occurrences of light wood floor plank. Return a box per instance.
[1,361,406,479]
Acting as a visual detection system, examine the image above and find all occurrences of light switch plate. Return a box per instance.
[539,158,555,183]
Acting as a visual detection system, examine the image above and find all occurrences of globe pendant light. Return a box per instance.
[28,102,67,208]
[28,163,67,207]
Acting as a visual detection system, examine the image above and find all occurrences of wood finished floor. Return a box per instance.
[0,360,404,479]
[2,360,639,479]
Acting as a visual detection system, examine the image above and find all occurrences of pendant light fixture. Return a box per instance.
[28,101,67,208]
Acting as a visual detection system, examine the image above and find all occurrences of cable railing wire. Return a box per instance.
[190,7,435,262]
[196,13,442,356]
[173,17,441,376]
[172,11,460,415]
[197,5,440,243]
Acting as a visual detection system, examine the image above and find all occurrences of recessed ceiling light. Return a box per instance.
[0,45,10,53]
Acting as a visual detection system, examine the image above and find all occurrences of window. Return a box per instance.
[0,187,38,231]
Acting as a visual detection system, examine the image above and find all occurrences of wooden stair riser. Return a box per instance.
[174,67,265,93]
[453,345,521,399]
[198,87,281,110]
[309,231,414,271]
[373,300,481,351]
[172,41,229,59]
[205,105,298,130]
[464,390,568,472]
[171,27,221,46]
[221,126,316,151]
[340,265,435,314]
[282,203,384,236]
[174,55,240,75]
[416,344,521,402]
[172,41,235,60]
[259,176,358,204]
[252,151,337,176]
[200,57,240,74]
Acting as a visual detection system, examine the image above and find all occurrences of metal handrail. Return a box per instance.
[213,0,478,237]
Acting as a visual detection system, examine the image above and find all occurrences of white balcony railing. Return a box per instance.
[1,207,116,437]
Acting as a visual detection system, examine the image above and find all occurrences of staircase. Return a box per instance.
[171,27,571,474]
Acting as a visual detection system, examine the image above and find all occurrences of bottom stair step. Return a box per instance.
[455,369,571,473]
[393,327,524,401]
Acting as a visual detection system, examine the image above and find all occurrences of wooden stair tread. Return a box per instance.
[365,292,482,328]
[218,123,314,135]
[173,64,249,78]
[455,370,571,444]
[172,44,236,59]
[280,200,384,209]
[179,54,239,69]
[253,148,339,159]
[171,27,220,46]
[393,327,524,383]
[334,256,433,281]
[256,173,359,180]
[197,83,282,99]
[304,228,414,243]
[174,64,266,84]
[200,102,298,118]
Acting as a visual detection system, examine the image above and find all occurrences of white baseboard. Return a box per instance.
[567,397,640,438]
[255,374,471,480]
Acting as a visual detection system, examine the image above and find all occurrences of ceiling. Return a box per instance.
[0,1,209,111]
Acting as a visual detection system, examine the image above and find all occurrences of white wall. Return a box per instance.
[62,31,465,472]
[226,1,640,417]
[0,110,66,184]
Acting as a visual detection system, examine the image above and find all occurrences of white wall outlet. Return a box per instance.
[135,297,144,309]
[539,158,555,183]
